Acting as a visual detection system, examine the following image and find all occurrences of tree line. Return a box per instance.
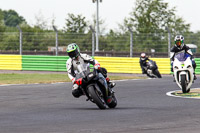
[0,0,199,54]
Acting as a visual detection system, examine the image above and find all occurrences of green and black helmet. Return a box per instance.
[67,43,80,59]
[174,35,184,49]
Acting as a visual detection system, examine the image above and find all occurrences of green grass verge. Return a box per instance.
[0,73,145,85]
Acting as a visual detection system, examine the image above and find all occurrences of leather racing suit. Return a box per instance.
[66,53,115,98]
[170,45,196,72]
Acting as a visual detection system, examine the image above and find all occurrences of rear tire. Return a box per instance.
[181,75,187,93]
[88,86,106,109]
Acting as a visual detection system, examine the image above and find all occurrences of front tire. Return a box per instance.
[88,86,107,109]
[181,75,187,93]
[186,88,190,93]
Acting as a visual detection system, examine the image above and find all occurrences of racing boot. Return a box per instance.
[194,73,197,80]
[72,87,83,98]
[109,82,116,88]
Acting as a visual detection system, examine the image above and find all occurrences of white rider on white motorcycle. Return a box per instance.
[170,35,197,81]
[66,43,116,98]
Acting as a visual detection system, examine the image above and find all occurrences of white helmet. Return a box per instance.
[140,53,146,60]
[174,35,184,49]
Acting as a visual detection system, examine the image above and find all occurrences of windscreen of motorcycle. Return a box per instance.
[174,53,191,62]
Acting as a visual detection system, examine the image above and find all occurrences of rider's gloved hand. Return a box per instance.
[94,63,100,69]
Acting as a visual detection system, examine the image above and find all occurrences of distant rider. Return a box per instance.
[66,43,116,99]
[170,35,197,80]
[139,53,150,74]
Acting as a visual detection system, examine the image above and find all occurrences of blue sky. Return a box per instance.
[0,0,199,32]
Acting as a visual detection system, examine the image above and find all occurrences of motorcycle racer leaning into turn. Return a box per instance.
[170,35,197,80]
[66,43,116,99]
[139,53,150,74]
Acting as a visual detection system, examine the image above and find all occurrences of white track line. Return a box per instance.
[0,78,149,87]
[0,84,21,87]
[114,79,139,82]
[166,88,200,99]
[0,79,147,87]
[0,82,65,87]
[114,78,153,82]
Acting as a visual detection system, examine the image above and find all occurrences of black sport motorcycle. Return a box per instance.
[74,62,117,109]
[144,60,162,78]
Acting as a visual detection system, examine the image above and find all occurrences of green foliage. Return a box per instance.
[123,0,190,33]
[118,0,191,53]
[3,9,26,27]
[0,32,19,50]
[0,6,198,54]
[0,9,5,33]
[101,30,130,52]
[64,13,87,33]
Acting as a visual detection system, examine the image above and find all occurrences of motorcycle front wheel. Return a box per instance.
[181,75,187,93]
[88,86,107,109]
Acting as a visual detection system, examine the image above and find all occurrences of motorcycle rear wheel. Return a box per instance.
[88,86,107,109]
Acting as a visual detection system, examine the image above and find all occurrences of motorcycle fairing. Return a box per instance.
[173,53,194,90]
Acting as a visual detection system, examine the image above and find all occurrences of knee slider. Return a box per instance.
[72,89,81,98]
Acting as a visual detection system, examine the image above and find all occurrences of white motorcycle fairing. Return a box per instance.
[173,56,194,93]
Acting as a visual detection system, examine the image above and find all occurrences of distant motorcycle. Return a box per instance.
[73,62,117,109]
[144,60,162,78]
[173,53,194,93]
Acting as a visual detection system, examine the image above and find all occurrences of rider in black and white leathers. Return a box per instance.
[170,45,194,62]
[139,53,150,74]
[66,43,115,98]
[170,35,197,80]
[66,53,99,82]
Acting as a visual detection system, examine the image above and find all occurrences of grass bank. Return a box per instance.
[0,73,145,85]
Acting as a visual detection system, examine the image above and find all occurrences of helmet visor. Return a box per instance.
[68,49,79,59]
[175,40,182,46]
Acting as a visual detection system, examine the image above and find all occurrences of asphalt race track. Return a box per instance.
[1,75,200,133]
